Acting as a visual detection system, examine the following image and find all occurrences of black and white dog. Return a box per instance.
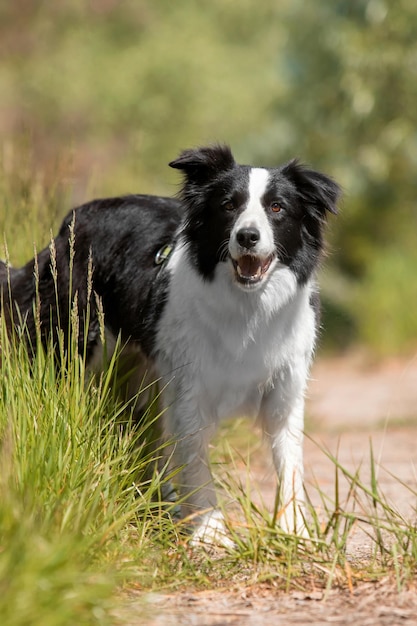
[1,145,340,544]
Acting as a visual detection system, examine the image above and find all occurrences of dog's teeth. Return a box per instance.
[236,262,263,280]
[235,255,272,281]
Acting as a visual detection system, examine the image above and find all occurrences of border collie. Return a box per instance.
[0,145,340,544]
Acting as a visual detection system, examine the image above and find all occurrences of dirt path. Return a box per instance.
[306,352,417,554]
[137,581,417,625]
[138,353,417,626]
[308,352,417,430]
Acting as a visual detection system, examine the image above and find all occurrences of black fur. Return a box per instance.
[1,194,182,357]
[0,146,341,542]
[1,146,339,360]
[170,147,339,284]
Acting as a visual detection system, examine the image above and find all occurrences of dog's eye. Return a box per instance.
[270,202,282,213]
[223,200,235,212]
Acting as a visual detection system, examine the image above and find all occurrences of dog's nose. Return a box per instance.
[236,227,260,250]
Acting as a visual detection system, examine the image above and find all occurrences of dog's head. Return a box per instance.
[170,145,340,290]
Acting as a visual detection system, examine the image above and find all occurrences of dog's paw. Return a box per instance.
[190,510,235,549]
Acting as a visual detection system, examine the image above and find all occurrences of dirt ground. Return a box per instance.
[138,352,417,626]
[136,582,417,626]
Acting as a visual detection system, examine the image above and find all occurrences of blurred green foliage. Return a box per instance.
[0,0,416,354]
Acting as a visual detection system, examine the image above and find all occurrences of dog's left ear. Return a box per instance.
[169,144,235,184]
[282,160,341,218]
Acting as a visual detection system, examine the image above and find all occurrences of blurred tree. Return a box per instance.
[262,0,417,280]
[0,0,289,196]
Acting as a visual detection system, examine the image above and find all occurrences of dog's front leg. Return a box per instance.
[163,406,231,546]
[259,375,307,536]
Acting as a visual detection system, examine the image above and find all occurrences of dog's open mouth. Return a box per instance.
[232,254,274,287]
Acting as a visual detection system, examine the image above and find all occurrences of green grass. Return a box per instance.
[208,433,417,595]
[1,165,417,624]
[0,312,180,625]
[2,305,417,625]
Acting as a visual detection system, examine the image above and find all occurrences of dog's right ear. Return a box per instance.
[169,145,235,184]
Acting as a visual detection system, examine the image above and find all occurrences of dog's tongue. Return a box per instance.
[237,255,263,279]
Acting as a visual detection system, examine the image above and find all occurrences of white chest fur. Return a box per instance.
[155,245,317,423]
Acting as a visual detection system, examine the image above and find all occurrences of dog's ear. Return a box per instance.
[282,160,341,218]
[169,145,235,184]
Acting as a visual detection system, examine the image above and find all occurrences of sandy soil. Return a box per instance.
[137,353,417,626]
[308,352,417,430]
[137,581,417,626]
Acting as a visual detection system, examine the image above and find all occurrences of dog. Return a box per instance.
[0,145,340,544]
